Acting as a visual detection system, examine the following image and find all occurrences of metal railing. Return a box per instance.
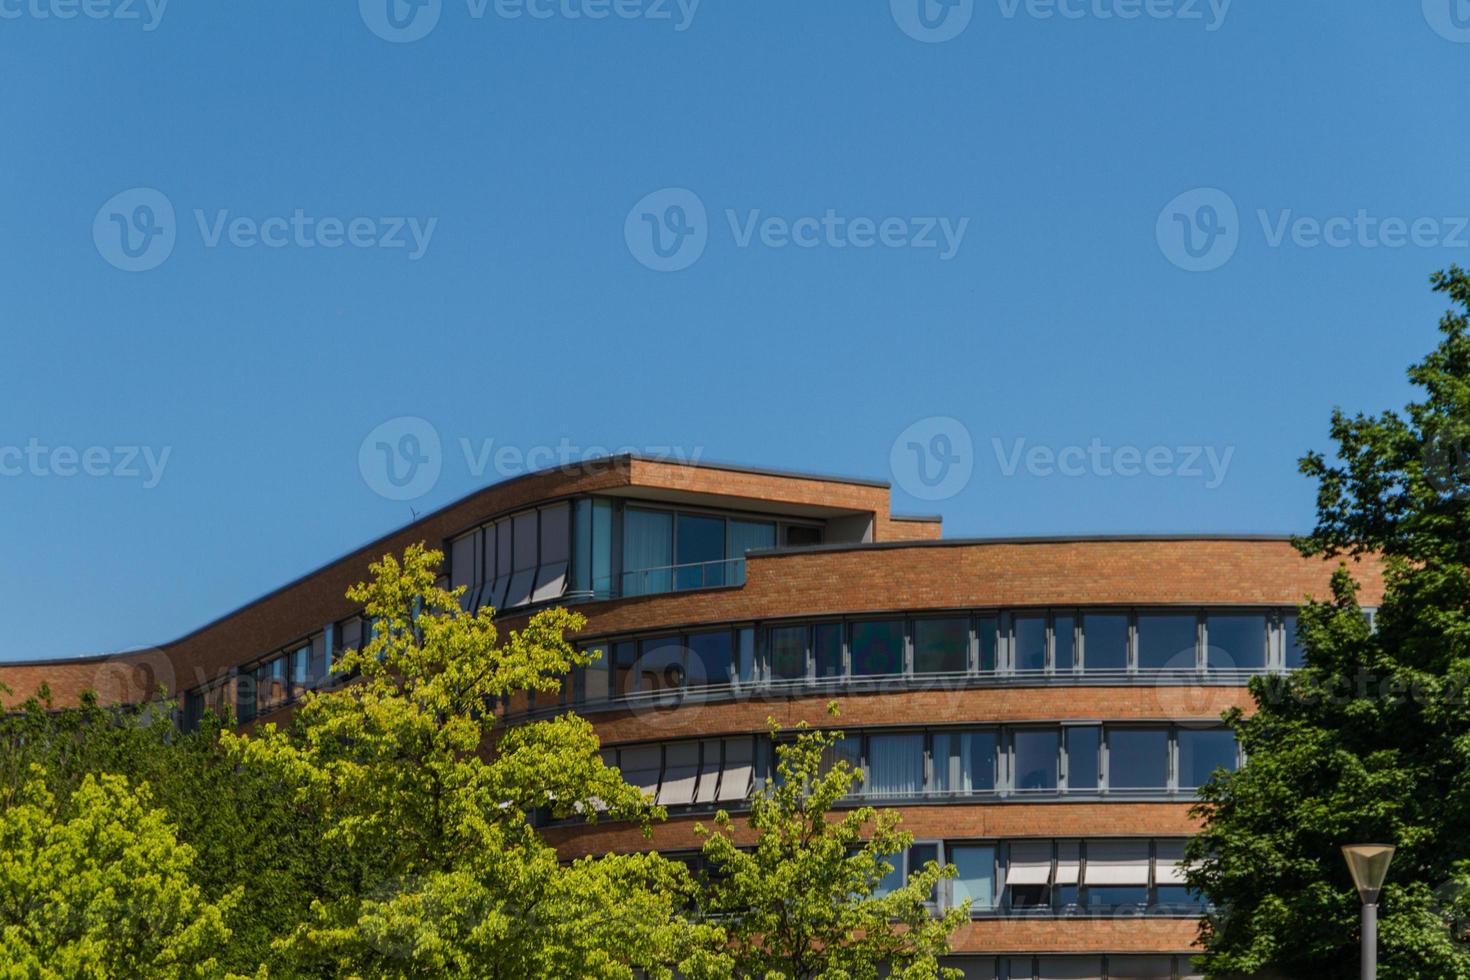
[620,557,747,596]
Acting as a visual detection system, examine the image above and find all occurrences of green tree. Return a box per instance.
[225,543,727,979]
[1190,268,1470,978]
[694,709,966,980]
[0,688,331,977]
[0,768,237,979]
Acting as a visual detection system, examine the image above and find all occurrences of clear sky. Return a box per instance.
[1,1,1466,661]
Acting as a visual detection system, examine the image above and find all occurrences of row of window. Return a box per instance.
[449,502,573,612]
[599,724,1238,808]
[941,956,1201,980]
[521,609,1318,718]
[619,505,821,595]
[232,615,368,724]
[870,838,1198,915]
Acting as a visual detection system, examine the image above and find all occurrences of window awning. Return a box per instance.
[1005,841,1053,886]
[1083,841,1151,886]
[1154,841,1190,886]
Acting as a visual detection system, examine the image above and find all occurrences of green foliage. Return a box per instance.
[0,768,237,979]
[1191,268,1470,978]
[693,707,966,980]
[225,543,724,978]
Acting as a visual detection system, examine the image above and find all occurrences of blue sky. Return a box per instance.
[1,1,1466,660]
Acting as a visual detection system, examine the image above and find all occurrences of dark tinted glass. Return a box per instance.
[1053,615,1076,671]
[1107,729,1170,789]
[1177,729,1238,788]
[1014,730,1059,791]
[814,623,843,678]
[1284,612,1305,669]
[1084,614,1129,671]
[914,618,968,673]
[1065,727,1100,791]
[1136,615,1197,670]
[675,514,726,589]
[686,631,732,687]
[977,616,999,672]
[1014,616,1047,671]
[851,620,903,676]
[1206,614,1266,671]
[769,626,807,680]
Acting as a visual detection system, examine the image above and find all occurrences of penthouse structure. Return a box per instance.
[0,454,1384,979]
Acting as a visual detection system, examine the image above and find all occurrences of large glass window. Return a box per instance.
[914,618,968,674]
[1014,615,1048,672]
[612,641,638,698]
[532,503,570,603]
[1136,614,1197,671]
[851,620,904,676]
[934,730,997,793]
[505,511,539,608]
[1205,613,1266,671]
[1064,727,1100,791]
[814,623,843,678]
[1081,613,1128,671]
[1005,841,1053,909]
[727,520,775,586]
[977,616,998,672]
[623,508,673,596]
[1177,728,1239,788]
[867,734,925,798]
[769,626,808,681]
[686,630,733,688]
[951,844,997,910]
[1013,730,1059,791]
[1107,729,1170,789]
[1284,612,1306,669]
[1053,614,1076,671]
[639,638,686,698]
[676,514,726,590]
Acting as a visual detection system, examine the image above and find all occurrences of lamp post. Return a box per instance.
[1342,844,1395,979]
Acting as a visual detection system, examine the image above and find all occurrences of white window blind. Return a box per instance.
[1083,840,1151,885]
[1005,841,1053,886]
[658,742,700,806]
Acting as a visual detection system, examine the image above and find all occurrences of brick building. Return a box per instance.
[0,454,1385,979]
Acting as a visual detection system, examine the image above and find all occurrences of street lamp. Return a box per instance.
[1342,844,1395,979]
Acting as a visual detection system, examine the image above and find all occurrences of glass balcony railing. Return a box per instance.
[620,557,747,597]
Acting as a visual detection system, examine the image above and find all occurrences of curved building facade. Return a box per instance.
[0,454,1386,979]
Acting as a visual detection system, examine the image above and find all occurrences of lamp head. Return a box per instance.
[1342,844,1396,904]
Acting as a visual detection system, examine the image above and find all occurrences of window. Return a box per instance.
[1107,729,1170,790]
[1083,840,1150,910]
[769,626,808,681]
[1037,958,1102,980]
[1064,727,1100,791]
[618,745,662,800]
[449,530,479,603]
[1284,611,1306,669]
[182,689,204,733]
[308,632,329,687]
[914,618,968,674]
[532,503,570,603]
[950,844,997,911]
[1136,614,1197,671]
[675,514,726,590]
[1054,841,1081,908]
[1014,615,1048,672]
[639,638,686,698]
[814,623,843,678]
[693,739,724,804]
[1205,612,1266,671]
[934,730,997,793]
[783,523,823,547]
[851,620,903,676]
[736,628,756,685]
[687,630,733,688]
[1083,613,1128,671]
[612,641,638,698]
[290,645,308,689]
[505,511,539,607]
[572,498,614,598]
[717,738,754,802]
[1177,728,1238,789]
[727,520,775,586]
[658,742,700,806]
[867,734,924,798]
[1106,958,1172,979]
[491,520,513,608]
[1005,841,1052,909]
[1013,730,1059,791]
[1053,614,1076,671]
[977,616,999,672]
[584,646,610,703]
[623,508,673,596]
